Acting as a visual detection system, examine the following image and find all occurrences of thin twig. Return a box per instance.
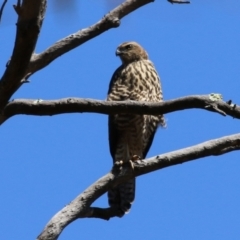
[0,0,7,22]
[167,0,190,4]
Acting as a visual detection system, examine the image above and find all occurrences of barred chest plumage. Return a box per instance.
[107,58,164,160]
[107,59,162,103]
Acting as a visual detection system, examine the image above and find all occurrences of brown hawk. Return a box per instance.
[107,41,165,216]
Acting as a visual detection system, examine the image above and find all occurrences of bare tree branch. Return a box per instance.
[27,0,155,75]
[1,94,239,124]
[37,133,240,240]
[1,1,237,240]
[0,0,47,109]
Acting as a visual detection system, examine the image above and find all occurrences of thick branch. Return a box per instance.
[27,0,153,75]
[2,94,240,124]
[0,0,46,109]
[37,133,240,240]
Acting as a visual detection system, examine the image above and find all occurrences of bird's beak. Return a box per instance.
[116,48,122,56]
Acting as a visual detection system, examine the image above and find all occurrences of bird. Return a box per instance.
[107,41,165,217]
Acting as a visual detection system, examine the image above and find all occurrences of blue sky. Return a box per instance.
[0,0,240,239]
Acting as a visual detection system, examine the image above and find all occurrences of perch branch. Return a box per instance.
[37,133,240,240]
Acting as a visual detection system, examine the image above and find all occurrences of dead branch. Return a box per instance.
[0,0,46,109]
[1,94,239,125]
[27,0,154,75]
[37,133,240,240]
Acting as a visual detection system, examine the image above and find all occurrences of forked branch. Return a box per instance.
[0,0,189,113]
[37,133,240,240]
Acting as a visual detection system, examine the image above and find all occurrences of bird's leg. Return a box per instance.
[129,155,141,170]
[113,155,141,171]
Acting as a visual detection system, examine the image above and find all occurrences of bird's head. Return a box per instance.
[116,41,148,64]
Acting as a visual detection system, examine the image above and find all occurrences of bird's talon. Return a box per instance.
[131,155,141,161]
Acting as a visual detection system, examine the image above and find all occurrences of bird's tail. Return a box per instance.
[108,178,135,216]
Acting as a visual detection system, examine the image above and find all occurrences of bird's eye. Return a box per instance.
[126,44,132,50]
